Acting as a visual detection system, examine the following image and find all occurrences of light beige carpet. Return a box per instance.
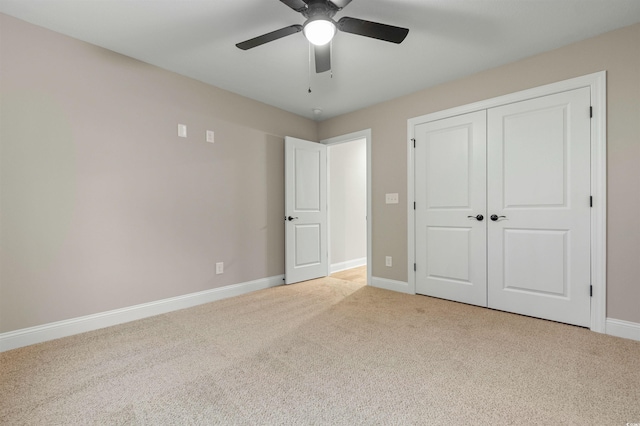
[330,265,367,285]
[1,274,639,425]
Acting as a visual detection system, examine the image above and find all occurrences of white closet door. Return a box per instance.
[415,111,488,306]
[487,87,591,327]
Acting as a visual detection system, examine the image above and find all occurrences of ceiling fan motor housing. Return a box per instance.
[301,0,340,20]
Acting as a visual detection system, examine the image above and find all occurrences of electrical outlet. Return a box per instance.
[385,256,392,267]
[216,262,224,274]
[206,130,215,143]
[178,124,187,138]
[385,193,399,204]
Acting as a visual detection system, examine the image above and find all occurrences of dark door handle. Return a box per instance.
[490,214,506,221]
[287,216,298,221]
[467,214,484,221]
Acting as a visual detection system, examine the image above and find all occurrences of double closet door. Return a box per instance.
[414,87,591,327]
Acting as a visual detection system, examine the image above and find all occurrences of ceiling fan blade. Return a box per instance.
[314,43,331,73]
[337,17,409,44]
[279,0,308,12]
[236,25,303,50]
[328,0,352,10]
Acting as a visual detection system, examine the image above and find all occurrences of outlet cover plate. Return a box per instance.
[385,193,399,204]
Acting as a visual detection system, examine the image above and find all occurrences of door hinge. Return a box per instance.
[590,106,593,118]
[414,263,417,271]
[590,285,593,297]
[590,196,593,207]
[412,138,416,148]
[414,202,416,210]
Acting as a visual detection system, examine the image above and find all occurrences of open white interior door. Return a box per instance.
[285,137,328,284]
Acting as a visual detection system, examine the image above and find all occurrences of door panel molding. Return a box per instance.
[408,71,606,333]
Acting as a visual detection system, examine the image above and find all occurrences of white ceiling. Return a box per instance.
[2,0,640,120]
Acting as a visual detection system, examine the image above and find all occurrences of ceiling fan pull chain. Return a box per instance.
[308,41,312,93]
[330,39,333,79]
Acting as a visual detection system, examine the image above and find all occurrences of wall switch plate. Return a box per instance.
[385,256,392,267]
[385,193,399,204]
[215,262,224,274]
[206,130,215,143]
[178,124,187,138]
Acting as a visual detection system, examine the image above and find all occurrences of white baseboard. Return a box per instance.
[370,276,411,294]
[0,275,284,353]
[330,257,367,274]
[6,275,631,352]
[606,318,640,342]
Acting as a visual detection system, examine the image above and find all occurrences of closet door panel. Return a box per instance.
[415,111,487,307]
[487,87,591,327]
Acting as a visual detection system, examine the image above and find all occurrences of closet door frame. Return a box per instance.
[407,71,607,333]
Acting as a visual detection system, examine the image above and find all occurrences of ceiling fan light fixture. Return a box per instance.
[303,18,336,46]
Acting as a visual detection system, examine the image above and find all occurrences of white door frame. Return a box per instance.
[321,129,372,287]
[407,71,607,333]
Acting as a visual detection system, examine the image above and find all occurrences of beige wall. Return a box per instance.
[318,23,640,324]
[0,14,317,332]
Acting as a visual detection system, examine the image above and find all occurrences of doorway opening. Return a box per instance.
[322,130,372,286]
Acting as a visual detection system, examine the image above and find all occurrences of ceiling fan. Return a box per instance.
[236,0,409,73]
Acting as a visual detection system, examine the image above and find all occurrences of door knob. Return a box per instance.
[490,214,506,221]
[467,214,484,221]
[287,216,298,221]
